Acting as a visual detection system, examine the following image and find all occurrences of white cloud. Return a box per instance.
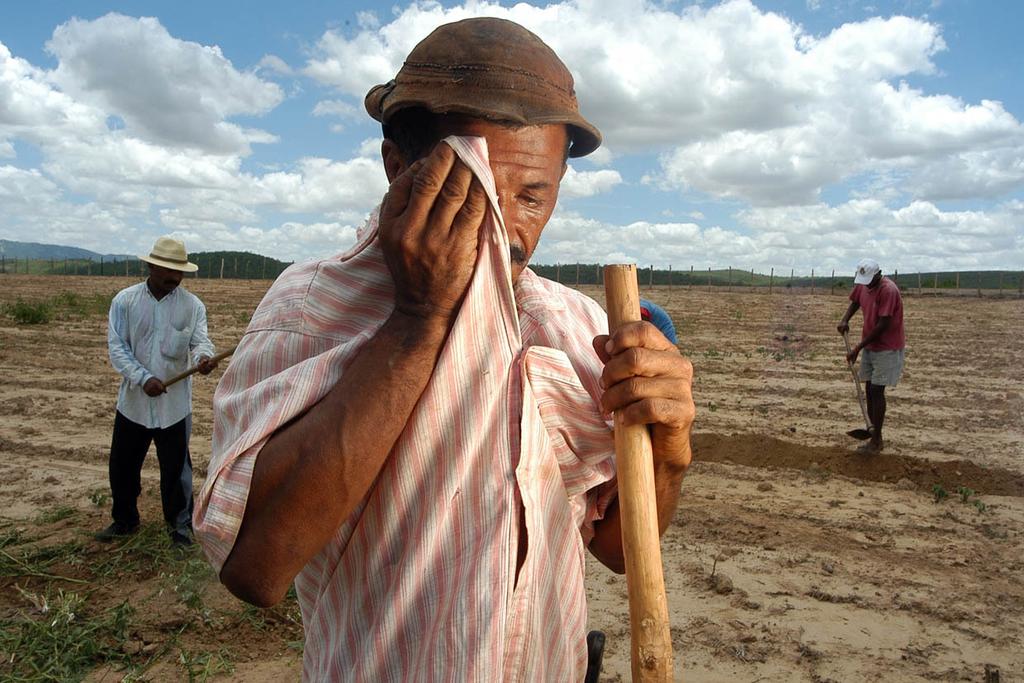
[47,14,283,155]
[559,166,623,199]
[302,1,1024,207]
[258,54,293,76]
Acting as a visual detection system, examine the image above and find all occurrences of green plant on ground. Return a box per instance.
[0,588,134,681]
[36,505,77,524]
[4,299,53,324]
[956,485,975,503]
[89,489,109,507]
[932,484,948,503]
[179,647,235,682]
[973,500,987,513]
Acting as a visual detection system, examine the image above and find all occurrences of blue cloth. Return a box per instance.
[639,299,678,345]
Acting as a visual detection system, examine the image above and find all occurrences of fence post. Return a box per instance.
[556,263,561,283]
[750,268,754,291]
[956,272,960,295]
[2,255,5,274]
[811,269,815,295]
[917,272,922,296]
[575,262,580,286]
[220,258,225,279]
[668,264,672,290]
[727,266,732,292]
[648,264,653,289]
[977,272,982,298]
[998,271,1004,297]
[769,267,774,295]
[830,269,835,295]
[790,268,794,292]
[689,265,693,290]
[100,256,104,276]
[933,272,938,294]
[707,267,711,293]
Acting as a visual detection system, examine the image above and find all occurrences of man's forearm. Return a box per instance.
[589,442,689,574]
[220,311,450,606]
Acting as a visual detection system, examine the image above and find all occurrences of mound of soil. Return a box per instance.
[693,432,1024,498]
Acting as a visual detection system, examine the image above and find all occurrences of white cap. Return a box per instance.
[853,258,880,285]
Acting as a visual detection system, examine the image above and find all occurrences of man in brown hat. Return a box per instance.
[196,18,693,680]
[98,236,218,547]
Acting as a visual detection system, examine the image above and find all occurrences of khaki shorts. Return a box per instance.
[858,348,905,386]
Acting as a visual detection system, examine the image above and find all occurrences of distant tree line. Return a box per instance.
[2,253,1021,293]
[0,251,293,280]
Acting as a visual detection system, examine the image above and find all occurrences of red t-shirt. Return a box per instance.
[849,276,905,351]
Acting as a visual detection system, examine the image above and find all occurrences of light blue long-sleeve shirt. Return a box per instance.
[107,281,214,429]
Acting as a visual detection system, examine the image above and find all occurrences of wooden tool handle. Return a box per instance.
[603,265,674,682]
[163,345,236,388]
[842,332,871,429]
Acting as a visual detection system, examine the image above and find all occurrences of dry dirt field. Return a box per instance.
[1,274,1022,682]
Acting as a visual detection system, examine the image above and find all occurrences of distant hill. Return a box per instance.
[0,239,294,279]
[0,239,131,261]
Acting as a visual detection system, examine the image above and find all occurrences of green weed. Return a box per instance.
[4,300,53,324]
[0,588,134,680]
[179,647,235,681]
[932,484,948,503]
[89,489,109,508]
[36,505,77,525]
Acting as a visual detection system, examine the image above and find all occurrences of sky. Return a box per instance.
[1,0,1022,274]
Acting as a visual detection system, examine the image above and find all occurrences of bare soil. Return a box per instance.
[1,275,1021,682]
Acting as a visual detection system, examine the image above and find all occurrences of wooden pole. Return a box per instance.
[769,267,774,295]
[811,269,815,295]
[603,265,674,682]
[668,265,672,291]
[978,272,982,298]
[220,258,225,279]
[576,262,580,286]
[727,267,732,292]
[707,267,711,293]
[998,271,1004,296]
[956,272,960,294]
[163,346,237,388]
[917,272,922,296]
[830,269,835,296]
[933,272,938,294]
[689,265,693,290]
[556,263,561,283]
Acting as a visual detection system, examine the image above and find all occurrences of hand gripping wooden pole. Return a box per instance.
[163,345,236,388]
[603,265,674,681]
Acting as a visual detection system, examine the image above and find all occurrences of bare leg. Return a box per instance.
[866,382,886,450]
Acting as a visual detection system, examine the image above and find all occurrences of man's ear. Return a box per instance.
[382,139,408,183]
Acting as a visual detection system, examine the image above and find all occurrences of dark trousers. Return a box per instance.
[109,411,194,534]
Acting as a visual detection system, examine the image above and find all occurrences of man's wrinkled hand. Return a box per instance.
[837,320,850,335]
[378,143,487,325]
[143,377,166,397]
[592,321,694,472]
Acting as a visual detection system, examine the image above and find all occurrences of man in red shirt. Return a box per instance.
[837,258,905,453]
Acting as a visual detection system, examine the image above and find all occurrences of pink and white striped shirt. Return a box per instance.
[195,137,617,681]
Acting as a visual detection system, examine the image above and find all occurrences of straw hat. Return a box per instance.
[364,17,602,158]
[139,236,198,273]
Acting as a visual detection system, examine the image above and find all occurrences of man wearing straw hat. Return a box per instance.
[195,17,694,680]
[96,236,217,547]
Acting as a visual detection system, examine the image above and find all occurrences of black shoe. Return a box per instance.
[95,522,139,542]
[170,530,193,547]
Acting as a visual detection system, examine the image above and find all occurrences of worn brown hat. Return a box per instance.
[364,17,601,158]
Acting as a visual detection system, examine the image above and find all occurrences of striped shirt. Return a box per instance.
[195,137,617,681]
[107,282,214,429]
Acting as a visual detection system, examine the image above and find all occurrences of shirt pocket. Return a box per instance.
[161,326,192,361]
